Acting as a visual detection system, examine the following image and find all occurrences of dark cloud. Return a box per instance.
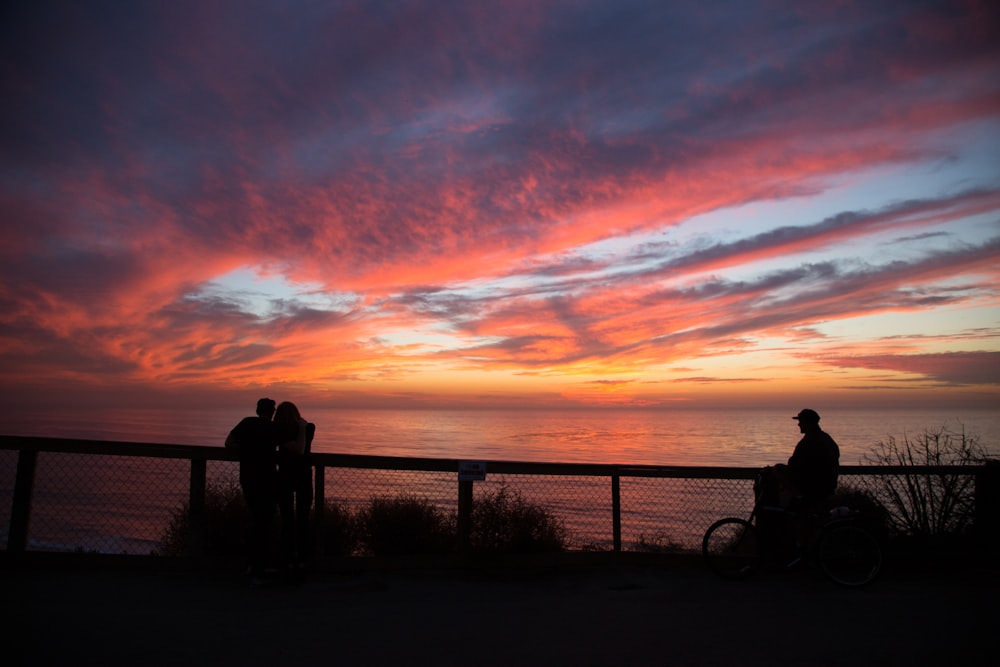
[822,351,1000,386]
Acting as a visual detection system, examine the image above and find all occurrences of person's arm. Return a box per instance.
[224,422,242,449]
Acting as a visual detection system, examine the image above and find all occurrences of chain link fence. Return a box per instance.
[1,437,992,557]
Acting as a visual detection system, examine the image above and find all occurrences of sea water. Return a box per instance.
[6,406,999,465]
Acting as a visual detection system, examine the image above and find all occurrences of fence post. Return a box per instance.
[307,465,326,559]
[8,449,38,553]
[975,460,1000,555]
[314,463,325,516]
[457,479,473,554]
[187,458,207,558]
[611,473,622,553]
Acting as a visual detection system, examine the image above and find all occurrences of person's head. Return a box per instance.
[274,401,301,425]
[792,408,821,433]
[256,398,276,419]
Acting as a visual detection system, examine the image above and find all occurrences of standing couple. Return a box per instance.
[226,398,315,583]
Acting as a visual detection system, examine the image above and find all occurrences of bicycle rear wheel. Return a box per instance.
[702,518,762,580]
[818,523,882,588]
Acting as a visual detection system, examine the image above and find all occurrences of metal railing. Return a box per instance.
[1,435,996,557]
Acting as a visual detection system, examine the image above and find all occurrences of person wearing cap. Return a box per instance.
[755,409,841,560]
[786,408,840,508]
[757,409,841,511]
[226,398,280,584]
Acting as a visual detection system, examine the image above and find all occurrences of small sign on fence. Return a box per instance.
[458,460,487,482]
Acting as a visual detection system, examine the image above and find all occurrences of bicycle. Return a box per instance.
[702,491,883,588]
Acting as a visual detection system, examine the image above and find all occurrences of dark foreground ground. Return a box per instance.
[2,553,996,667]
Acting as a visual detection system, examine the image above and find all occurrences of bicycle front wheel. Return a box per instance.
[702,518,762,580]
[818,523,882,588]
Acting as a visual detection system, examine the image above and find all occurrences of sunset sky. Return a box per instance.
[1,0,998,412]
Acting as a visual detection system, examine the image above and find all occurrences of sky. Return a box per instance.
[1,0,999,413]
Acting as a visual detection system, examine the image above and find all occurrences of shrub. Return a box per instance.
[632,532,684,554]
[313,501,359,558]
[355,493,455,556]
[861,424,986,538]
[159,481,250,559]
[159,484,357,562]
[827,485,890,544]
[468,482,567,553]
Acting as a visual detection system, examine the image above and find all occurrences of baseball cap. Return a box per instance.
[792,408,820,422]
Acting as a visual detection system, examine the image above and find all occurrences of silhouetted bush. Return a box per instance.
[827,485,890,544]
[355,493,455,556]
[862,424,986,538]
[159,483,573,560]
[632,532,685,554]
[468,482,567,553]
[313,501,359,558]
[159,484,357,561]
[158,481,249,559]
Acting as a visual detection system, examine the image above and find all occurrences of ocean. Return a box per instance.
[7,406,999,466]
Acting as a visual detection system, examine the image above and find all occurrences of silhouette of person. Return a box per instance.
[225,398,279,584]
[758,409,840,511]
[755,409,840,559]
[785,408,840,509]
[274,401,315,574]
